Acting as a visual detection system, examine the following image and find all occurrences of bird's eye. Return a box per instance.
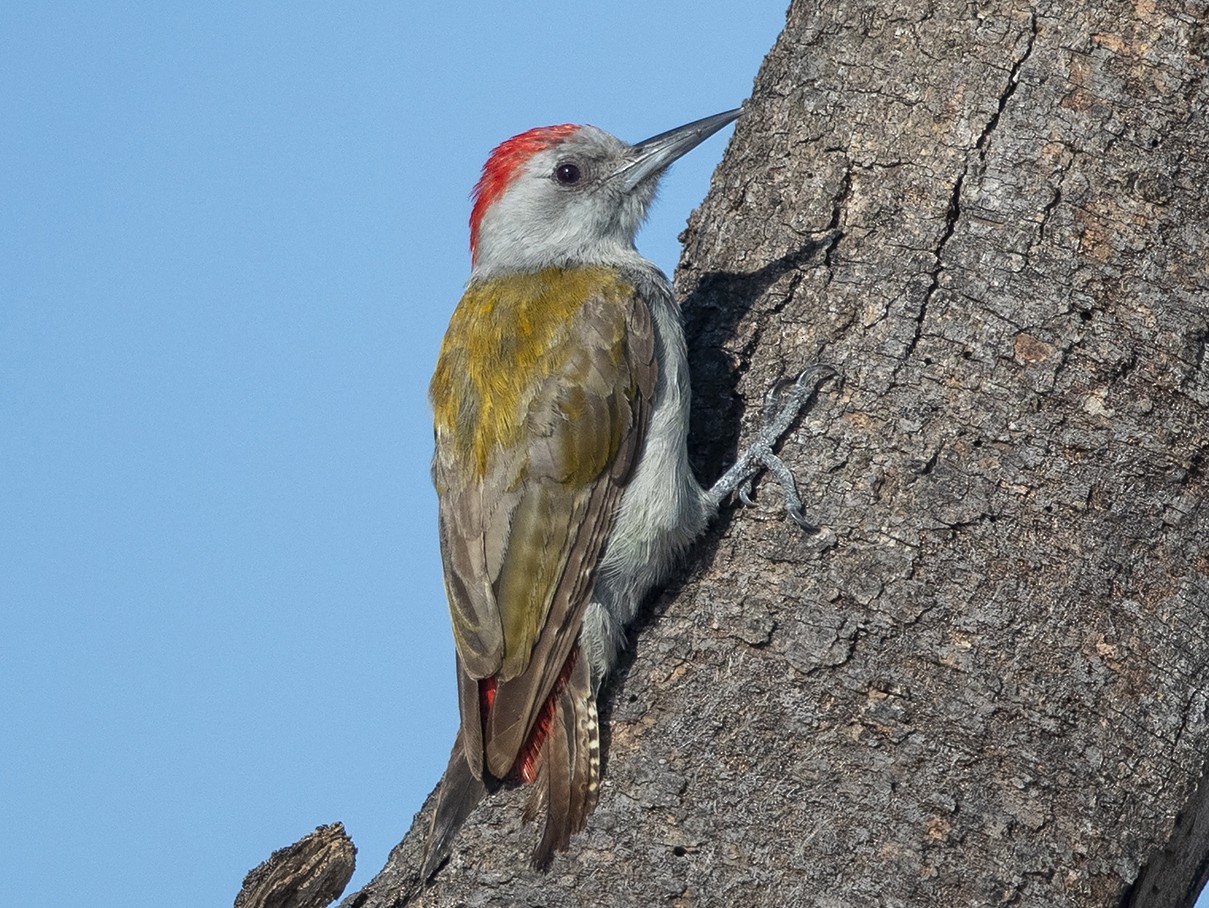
[554,162,582,185]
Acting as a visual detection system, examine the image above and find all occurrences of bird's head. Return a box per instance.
[467,108,742,278]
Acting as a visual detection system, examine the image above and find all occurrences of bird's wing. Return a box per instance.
[430,268,655,779]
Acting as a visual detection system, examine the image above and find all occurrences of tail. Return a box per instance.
[523,650,601,870]
[421,733,489,880]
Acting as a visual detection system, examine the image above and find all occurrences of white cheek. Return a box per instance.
[475,193,579,265]
[471,177,657,277]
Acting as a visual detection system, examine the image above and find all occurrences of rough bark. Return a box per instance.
[329,0,1209,905]
[236,823,355,908]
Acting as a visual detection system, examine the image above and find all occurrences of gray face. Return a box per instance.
[471,126,659,278]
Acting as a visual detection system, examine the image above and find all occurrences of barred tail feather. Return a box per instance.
[529,652,600,870]
[421,733,489,880]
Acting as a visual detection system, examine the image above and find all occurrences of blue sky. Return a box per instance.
[0,3,788,904]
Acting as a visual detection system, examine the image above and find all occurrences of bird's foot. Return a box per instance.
[706,364,836,529]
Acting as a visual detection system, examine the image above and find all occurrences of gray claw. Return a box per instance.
[738,479,756,507]
[763,376,797,421]
[706,363,837,528]
[787,503,815,531]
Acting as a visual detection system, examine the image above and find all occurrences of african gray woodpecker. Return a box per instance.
[422,107,829,875]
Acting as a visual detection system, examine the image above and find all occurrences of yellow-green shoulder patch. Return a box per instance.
[430,266,634,477]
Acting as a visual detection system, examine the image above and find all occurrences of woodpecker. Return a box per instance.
[422,107,829,876]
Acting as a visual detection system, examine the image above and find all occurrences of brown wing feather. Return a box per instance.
[432,272,655,781]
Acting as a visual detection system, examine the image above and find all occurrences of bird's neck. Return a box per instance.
[470,241,651,282]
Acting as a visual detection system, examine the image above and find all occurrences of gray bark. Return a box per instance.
[236,823,355,908]
[245,0,1209,904]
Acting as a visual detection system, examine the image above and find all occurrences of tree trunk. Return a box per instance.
[335,0,1209,904]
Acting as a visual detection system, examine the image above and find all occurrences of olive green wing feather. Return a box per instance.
[431,276,655,780]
